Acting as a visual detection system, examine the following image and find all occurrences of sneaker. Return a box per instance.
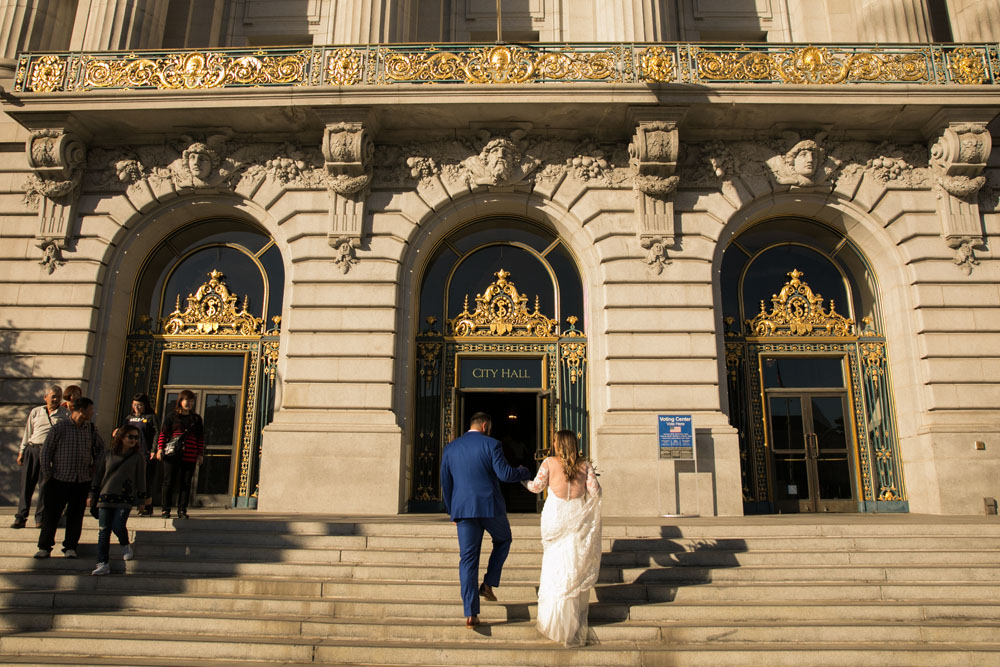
[160,510,171,518]
[137,508,152,517]
[91,562,110,576]
[122,545,134,561]
[177,510,189,519]
[33,549,50,559]
[63,549,77,559]
[10,518,25,529]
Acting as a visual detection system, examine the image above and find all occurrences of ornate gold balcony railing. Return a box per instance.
[13,42,1000,93]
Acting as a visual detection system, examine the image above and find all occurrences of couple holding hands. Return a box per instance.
[440,412,602,648]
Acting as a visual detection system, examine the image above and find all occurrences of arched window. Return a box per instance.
[418,217,584,330]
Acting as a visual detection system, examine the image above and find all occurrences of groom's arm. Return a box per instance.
[440,453,453,516]
[488,440,531,483]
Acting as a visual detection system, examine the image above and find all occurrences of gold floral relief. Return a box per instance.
[638,46,676,83]
[326,48,365,85]
[82,51,309,90]
[28,55,67,92]
[747,269,855,337]
[947,47,987,85]
[561,342,587,385]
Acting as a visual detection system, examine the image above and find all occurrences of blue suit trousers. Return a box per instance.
[456,515,512,616]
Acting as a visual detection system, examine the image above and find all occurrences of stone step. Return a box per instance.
[2,632,998,666]
[5,537,997,569]
[1,587,996,624]
[2,608,998,645]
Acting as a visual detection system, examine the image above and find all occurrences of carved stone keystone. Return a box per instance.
[321,111,375,274]
[629,108,685,274]
[25,128,86,274]
[926,114,992,275]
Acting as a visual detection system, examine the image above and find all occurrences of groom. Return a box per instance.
[441,411,531,628]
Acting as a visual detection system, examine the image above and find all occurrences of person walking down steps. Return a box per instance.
[89,424,149,575]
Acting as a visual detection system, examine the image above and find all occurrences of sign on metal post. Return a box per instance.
[658,414,693,459]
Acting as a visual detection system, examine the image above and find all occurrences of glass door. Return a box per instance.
[762,355,857,513]
[161,387,241,506]
[767,393,856,512]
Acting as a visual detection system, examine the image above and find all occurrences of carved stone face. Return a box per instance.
[483,140,516,183]
[793,148,816,177]
[187,150,213,180]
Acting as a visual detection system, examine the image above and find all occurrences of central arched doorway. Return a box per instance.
[408,217,588,513]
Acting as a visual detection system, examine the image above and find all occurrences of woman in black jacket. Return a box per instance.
[124,393,159,516]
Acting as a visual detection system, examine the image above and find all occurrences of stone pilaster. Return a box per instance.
[856,0,932,42]
[321,111,376,274]
[593,0,674,41]
[328,0,413,44]
[73,0,169,51]
[947,0,1000,41]
[925,112,993,274]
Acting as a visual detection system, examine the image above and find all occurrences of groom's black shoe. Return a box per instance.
[479,583,497,602]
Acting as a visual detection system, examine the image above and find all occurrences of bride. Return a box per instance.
[522,430,602,647]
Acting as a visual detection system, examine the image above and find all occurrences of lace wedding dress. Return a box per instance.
[523,459,602,647]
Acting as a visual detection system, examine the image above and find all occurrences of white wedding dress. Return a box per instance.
[523,458,602,647]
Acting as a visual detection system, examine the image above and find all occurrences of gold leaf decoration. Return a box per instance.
[161,270,263,336]
[82,51,309,90]
[747,269,855,337]
[947,47,987,85]
[326,48,365,85]
[449,269,557,337]
[638,46,676,83]
[28,55,67,92]
[696,46,929,84]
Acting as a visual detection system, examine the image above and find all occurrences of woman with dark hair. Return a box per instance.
[89,423,148,575]
[521,430,602,647]
[156,390,204,519]
[125,393,159,516]
[61,385,82,411]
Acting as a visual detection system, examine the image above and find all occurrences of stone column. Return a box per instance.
[947,0,1000,41]
[592,0,675,41]
[0,0,76,80]
[856,0,932,41]
[329,0,415,44]
[73,0,169,51]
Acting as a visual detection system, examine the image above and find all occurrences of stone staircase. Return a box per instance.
[0,511,999,666]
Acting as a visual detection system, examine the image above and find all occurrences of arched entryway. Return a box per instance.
[408,217,587,513]
[117,219,284,508]
[721,217,907,514]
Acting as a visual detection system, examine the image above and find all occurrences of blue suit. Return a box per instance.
[441,430,531,616]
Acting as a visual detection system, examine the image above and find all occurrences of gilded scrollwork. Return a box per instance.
[161,270,264,336]
[694,45,929,84]
[377,44,621,85]
[560,342,587,385]
[326,48,365,85]
[449,269,558,338]
[79,50,309,90]
[747,269,855,338]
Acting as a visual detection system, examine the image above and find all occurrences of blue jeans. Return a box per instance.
[96,507,131,564]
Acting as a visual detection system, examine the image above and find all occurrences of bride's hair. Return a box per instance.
[553,430,584,479]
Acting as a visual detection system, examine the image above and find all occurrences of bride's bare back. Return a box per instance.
[525,457,600,500]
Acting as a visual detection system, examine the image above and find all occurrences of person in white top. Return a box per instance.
[13,385,69,528]
[522,430,602,647]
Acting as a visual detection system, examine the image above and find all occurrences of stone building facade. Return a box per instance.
[1,0,998,517]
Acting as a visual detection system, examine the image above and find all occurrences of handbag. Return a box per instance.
[162,427,187,458]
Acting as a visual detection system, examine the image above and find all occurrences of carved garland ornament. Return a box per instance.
[449,269,558,338]
[747,269,855,338]
[161,270,263,336]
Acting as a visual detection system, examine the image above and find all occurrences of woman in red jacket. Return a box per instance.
[156,390,204,519]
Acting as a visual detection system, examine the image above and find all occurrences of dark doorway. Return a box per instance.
[461,391,540,513]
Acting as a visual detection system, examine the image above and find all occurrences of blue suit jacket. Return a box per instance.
[440,430,531,520]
